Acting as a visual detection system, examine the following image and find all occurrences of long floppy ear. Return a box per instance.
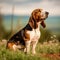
[29,9,41,29]
[29,17,34,28]
[41,21,46,28]
[29,17,38,29]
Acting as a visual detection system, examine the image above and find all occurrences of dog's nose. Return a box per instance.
[45,12,49,15]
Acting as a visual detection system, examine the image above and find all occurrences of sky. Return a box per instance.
[0,0,60,16]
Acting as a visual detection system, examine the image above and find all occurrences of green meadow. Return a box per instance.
[0,39,60,60]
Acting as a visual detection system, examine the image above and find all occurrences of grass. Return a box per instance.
[0,40,60,60]
[37,40,60,54]
[0,46,49,60]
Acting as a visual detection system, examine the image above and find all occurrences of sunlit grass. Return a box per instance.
[0,39,60,60]
[0,45,50,60]
[36,41,60,54]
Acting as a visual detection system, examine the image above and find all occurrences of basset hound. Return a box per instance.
[6,8,49,54]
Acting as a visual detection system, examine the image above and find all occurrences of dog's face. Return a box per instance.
[32,9,49,22]
[29,9,49,28]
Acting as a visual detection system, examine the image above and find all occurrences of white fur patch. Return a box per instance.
[41,10,46,18]
[26,24,41,42]
[13,44,17,51]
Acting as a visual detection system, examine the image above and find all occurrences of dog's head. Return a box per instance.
[29,9,49,28]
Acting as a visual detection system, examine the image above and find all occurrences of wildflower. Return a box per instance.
[53,35,56,38]
[51,36,53,39]
[55,43,58,46]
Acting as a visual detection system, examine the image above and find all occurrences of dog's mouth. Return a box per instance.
[45,11,49,18]
[40,17,47,21]
[40,12,49,20]
[45,13,49,18]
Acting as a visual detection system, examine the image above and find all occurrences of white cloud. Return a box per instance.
[0,0,60,16]
[13,0,28,2]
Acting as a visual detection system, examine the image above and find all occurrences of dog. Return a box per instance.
[6,8,49,54]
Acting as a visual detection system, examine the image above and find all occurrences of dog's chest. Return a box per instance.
[27,29,40,41]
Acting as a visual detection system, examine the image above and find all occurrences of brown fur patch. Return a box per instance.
[23,29,30,41]
[41,21,46,28]
[7,42,15,50]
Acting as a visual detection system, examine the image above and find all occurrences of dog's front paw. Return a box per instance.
[32,51,36,55]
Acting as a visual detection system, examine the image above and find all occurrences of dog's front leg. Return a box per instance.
[32,40,38,54]
[25,41,30,54]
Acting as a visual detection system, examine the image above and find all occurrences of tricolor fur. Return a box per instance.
[6,9,49,54]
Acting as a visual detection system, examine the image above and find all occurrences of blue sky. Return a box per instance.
[0,0,60,16]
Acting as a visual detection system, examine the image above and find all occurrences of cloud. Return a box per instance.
[0,0,60,15]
